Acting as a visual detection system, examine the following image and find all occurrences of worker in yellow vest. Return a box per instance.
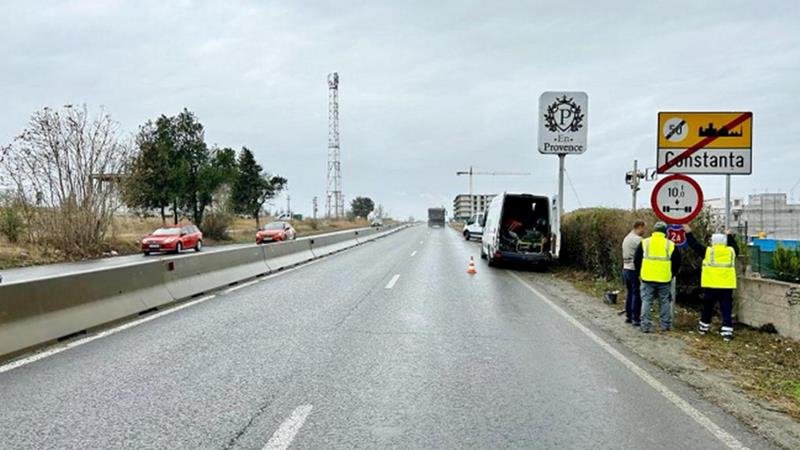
[634,222,682,333]
[683,224,738,342]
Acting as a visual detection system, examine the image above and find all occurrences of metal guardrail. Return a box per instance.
[0,224,409,360]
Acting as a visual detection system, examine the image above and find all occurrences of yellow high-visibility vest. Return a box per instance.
[640,232,675,283]
[701,244,737,289]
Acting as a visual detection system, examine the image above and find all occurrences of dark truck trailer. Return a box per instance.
[427,207,446,227]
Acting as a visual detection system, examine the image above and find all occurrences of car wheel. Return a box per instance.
[143,251,150,256]
[175,242,183,254]
[464,231,470,241]
[195,240,203,252]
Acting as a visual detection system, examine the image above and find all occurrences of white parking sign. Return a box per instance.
[538,91,588,154]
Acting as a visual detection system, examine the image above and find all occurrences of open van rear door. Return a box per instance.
[551,196,561,258]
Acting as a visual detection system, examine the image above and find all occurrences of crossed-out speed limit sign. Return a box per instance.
[650,174,703,224]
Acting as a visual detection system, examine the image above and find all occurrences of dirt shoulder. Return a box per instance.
[516,268,800,450]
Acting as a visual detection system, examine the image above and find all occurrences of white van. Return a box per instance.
[462,212,484,241]
[480,193,560,266]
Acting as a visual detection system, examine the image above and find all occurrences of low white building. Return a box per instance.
[453,193,495,221]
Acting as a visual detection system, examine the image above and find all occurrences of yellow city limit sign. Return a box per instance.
[657,111,753,174]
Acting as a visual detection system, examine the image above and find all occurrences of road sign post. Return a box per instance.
[651,174,704,225]
[538,91,588,217]
[657,111,752,232]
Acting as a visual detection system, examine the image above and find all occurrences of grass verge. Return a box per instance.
[555,265,800,420]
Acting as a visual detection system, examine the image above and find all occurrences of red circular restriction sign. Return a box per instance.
[650,174,703,224]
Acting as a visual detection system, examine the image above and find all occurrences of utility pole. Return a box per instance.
[455,166,530,217]
[286,194,291,219]
[312,196,318,220]
[625,160,646,211]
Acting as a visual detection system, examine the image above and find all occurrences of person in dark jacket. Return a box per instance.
[634,222,682,332]
[682,224,738,341]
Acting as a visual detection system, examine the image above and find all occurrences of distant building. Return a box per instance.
[740,193,800,240]
[453,193,495,221]
[704,197,744,231]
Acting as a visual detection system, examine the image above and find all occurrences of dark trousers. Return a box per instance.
[701,289,733,328]
[623,269,641,322]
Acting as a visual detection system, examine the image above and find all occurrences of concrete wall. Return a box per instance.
[737,276,800,340]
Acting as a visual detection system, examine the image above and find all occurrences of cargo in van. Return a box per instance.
[480,193,559,266]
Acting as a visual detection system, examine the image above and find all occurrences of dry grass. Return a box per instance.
[1,215,370,270]
[557,266,800,420]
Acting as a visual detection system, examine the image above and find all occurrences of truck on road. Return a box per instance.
[427,207,446,228]
[480,193,559,266]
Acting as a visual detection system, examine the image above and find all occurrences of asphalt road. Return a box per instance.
[0,226,774,449]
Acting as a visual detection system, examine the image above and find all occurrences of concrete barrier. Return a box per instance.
[309,229,361,257]
[0,261,171,358]
[262,239,316,271]
[355,226,380,243]
[0,224,409,360]
[162,245,271,301]
[738,276,800,340]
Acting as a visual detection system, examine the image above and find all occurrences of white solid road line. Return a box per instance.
[223,279,260,294]
[410,250,417,257]
[263,404,314,450]
[508,272,748,450]
[385,274,401,289]
[0,294,217,375]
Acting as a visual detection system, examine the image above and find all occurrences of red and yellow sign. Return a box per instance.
[657,111,752,174]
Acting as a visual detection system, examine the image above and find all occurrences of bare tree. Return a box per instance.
[0,105,131,255]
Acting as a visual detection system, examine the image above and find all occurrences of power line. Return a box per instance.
[564,168,583,209]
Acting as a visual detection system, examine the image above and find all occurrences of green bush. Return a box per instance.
[773,244,800,283]
[560,208,656,281]
[0,203,26,243]
[559,208,714,302]
[201,211,233,241]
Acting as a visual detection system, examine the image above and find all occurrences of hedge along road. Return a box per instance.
[0,226,774,449]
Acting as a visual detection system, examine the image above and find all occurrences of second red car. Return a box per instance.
[256,221,296,244]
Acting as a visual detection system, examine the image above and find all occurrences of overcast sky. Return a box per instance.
[1,0,798,219]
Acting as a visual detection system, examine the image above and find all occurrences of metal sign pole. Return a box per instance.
[725,174,732,230]
[558,154,565,217]
[632,159,638,211]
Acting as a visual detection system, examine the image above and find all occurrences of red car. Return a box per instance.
[141,225,203,255]
[256,221,296,244]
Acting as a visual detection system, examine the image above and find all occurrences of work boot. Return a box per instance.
[720,326,734,342]
[698,321,710,335]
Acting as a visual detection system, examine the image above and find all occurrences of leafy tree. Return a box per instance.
[350,197,375,218]
[122,117,174,223]
[123,109,233,227]
[230,148,287,227]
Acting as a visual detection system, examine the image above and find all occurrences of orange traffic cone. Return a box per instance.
[466,256,477,275]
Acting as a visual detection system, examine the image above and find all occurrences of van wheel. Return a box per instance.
[480,246,487,259]
[464,231,470,241]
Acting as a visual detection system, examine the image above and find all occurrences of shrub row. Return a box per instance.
[559,208,721,302]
